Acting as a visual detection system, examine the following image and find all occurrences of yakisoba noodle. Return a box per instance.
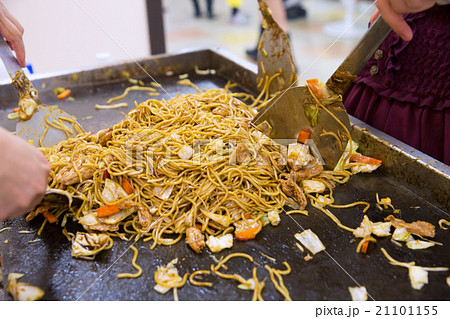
[41,86,289,249]
[37,78,373,253]
[30,78,381,300]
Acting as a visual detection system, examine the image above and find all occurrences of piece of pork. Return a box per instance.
[185,227,205,253]
[385,215,435,238]
[281,176,307,210]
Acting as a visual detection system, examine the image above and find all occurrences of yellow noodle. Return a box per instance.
[106,86,157,104]
[95,103,128,109]
[264,264,292,301]
[213,252,254,271]
[117,245,143,278]
[257,279,265,301]
[329,201,370,213]
[210,264,249,286]
[37,219,47,236]
[0,227,11,233]
[381,248,448,272]
[438,219,449,230]
[251,267,260,301]
[320,131,343,151]
[189,270,213,287]
[286,210,308,216]
[355,236,377,253]
[308,194,355,233]
[39,126,49,147]
[261,252,276,262]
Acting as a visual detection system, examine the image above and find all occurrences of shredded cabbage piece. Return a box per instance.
[154,258,188,294]
[380,248,448,291]
[206,234,233,253]
[294,229,325,255]
[405,240,435,250]
[348,286,368,301]
[7,273,45,301]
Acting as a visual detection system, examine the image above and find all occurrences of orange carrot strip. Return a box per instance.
[306,79,319,86]
[297,128,311,144]
[57,89,71,100]
[97,204,120,218]
[42,211,58,224]
[361,241,370,254]
[235,225,259,241]
[306,79,325,99]
[122,178,134,195]
[350,154,382,166]
[13,107,19,113]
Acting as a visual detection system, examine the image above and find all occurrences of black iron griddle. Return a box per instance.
[1,49,449,301]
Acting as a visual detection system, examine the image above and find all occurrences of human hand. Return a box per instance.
[0,2,26,67]
[374,0,437,41]
[0,127,50,221]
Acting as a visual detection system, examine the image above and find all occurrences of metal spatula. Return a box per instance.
[0,36,83,148]
[252,17,392,169]
[256,0,297,94]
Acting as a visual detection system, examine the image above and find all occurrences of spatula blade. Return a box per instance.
[256,0,297,94]
[16,105,82,147]
[252,86,350,169]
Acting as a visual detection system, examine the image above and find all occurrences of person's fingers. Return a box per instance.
[0,3,24,36]
[20,150,50,215]
[28,170,49,211]
[376,0,413,41]
[10,38,26,67]
[0,18,26,66]
[0,4,26,66]
[36,152,51,175]
[370,9,380,26]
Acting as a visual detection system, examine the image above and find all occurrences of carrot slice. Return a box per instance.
[235,225,259,241]
[297,128,311,144]
[13,107,20,113]
[361,241,370,254]
[42,211,58,224]
[350,154,382,166]
[97,204,120,218]
[57,89,71,100]
[122,178,134,195]
[306,79,319,86]
[306,79,325,99]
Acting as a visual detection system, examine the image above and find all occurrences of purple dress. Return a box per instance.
[343,5,450,165]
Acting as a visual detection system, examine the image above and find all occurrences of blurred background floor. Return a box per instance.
[164,0,376,82]
[0,0,376,83]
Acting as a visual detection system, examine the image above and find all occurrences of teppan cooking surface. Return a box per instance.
[1,171,449,300]
[1,49,449,300]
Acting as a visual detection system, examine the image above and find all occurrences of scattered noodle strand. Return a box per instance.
[117,245,143,278]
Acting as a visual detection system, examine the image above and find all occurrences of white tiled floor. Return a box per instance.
[164,0,376,82]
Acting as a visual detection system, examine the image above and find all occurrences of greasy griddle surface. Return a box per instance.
[1,74,449,300]
[1,171,449,300]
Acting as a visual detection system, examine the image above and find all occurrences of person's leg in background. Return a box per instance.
[192,0,201,17]
[206,0,215,19]
[284,0,307,20]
